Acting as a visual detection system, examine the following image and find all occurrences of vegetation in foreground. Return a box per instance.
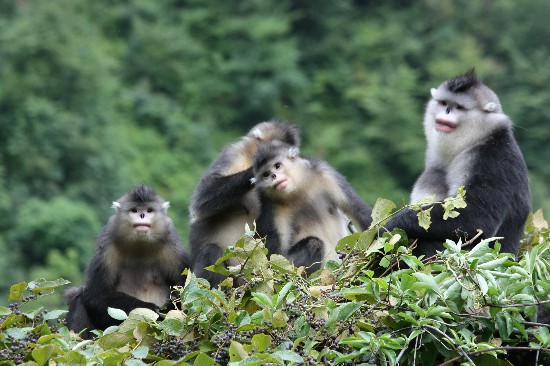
[1,200,550,366]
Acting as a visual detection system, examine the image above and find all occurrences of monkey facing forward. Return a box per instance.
[65,184,189,338]
[384,71,530,257]
[188,120,301,285]
[252,141,372,272]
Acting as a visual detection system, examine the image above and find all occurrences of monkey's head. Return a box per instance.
[248,120,301,147]
[111,184,172,247]
[424,70,511,145]
[252,141,310,199]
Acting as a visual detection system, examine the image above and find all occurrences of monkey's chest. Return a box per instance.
[115,264,169,307]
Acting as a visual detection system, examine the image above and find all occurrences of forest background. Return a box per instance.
[0,0,549,307]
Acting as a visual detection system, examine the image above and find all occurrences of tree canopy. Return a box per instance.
[0,0,549,305]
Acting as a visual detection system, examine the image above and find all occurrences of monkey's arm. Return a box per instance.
[256,199,284,255]
[320,162,372,230]
[82,257,160,330]
[190,168,255,219]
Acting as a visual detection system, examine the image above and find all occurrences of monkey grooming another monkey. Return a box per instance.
[384,71,530,258]
[65,184,189,338]
[188,120,300,286]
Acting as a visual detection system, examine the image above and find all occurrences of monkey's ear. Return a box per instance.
[483,102,498,113]
[430,88,437,97]
[250,177,257,185]
[111,201,121,210]
[252,127,263,140]
[162,201,170,211]
[288,147,299,160]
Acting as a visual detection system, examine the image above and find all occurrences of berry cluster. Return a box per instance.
[151,337,198,360]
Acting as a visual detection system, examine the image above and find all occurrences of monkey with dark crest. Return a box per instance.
[189,121,301,285]
[65,184,189,338]
[252,141,373,272]
[384,71,530,258]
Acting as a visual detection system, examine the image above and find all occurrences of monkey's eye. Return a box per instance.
[456,104,465,110]
[147,208,153,213]
[274,162,281,170]
[438,100,447,106]
[262,171,270,178]
[131,208,138,213]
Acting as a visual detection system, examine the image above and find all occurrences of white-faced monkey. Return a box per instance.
[384,71,530,258]
[65,184,189,338]
[252,141,373,272]
[188,121,301,285]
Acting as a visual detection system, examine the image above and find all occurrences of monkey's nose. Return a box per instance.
[446,106,451,114]
[271,174,276,179]
[140,213,145,219]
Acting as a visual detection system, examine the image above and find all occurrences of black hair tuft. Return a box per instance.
[129,183,157,203]
[446,69,481,93]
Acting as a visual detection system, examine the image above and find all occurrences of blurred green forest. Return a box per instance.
[0,0,549,307]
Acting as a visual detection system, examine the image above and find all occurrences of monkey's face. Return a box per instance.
[255,153,310,200]
[426,87,479,135]
[114,201,170,243]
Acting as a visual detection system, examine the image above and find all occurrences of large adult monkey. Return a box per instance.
[384,71,530,258]
[189,121,300,285]
[65,184,189,338]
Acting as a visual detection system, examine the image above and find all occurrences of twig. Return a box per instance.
[436,346,550,366]
[424,325,475,364]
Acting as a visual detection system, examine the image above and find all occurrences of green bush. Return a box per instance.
[1,201,550,365]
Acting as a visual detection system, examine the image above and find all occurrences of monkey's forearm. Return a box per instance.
[192,168,255,217]
[385,202,500,243]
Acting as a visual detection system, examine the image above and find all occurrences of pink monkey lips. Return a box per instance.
[274,178,288,191]
[435,118,457,133]
[133,224,151,232]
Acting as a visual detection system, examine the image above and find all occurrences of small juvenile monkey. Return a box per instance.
[384,71,530,257]
[252,141,372,271]
[189,121,301,285]
[65,184,189,338]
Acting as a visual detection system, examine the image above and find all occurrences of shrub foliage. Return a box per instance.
[1,200,550,365]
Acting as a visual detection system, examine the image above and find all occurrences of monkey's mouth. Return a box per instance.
[133,224,151,232]
[435,118,457,133]
[273,178,288,191]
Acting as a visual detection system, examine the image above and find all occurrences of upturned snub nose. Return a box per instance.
[446,106,451,114]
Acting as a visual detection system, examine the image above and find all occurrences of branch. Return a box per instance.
[437,346,550,366]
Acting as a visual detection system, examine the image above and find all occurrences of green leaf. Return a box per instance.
[229,340,249,362]
[132,346,149,359]
[412,272,440,293]
[28,278,71,293]
[193,353,216,366]
[43,309,68,321]
[251,292,272,308]
[272,309,289,328]
[336,232,360,251]
[158,318,186,336]
[97,332,134,350]
[125,360,148,366]
[32,344,54,366]
[417,206,432,231]
[251,334,271,352]
[371,198,397,227]
[107,307,128,321]
[274,282,293,308]
[9,282,27,301]
[271,350,303,363]
[475,274,489,295]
